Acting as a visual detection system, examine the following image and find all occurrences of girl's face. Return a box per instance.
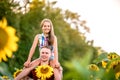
[42,21,51,34]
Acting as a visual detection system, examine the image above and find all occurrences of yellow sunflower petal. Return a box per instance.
[0,51,3,62]
[102,61,107,68]
[6,26,16,36]
[4,48,12,58]
[0,21,2,27]
[0,51,6,62]
[116,72,120,79]
[1,18,7,28]
[6,41,18,52]
[5,27,19,51]
[0,18,19,62]
[13,69,22,78]
[1,50,7,61]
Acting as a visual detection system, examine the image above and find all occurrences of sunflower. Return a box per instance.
[106,58,120,80]
[88,64,99,71]
[107,58,120,72]
[0,18,19,62]
[115,72,120,80]
[101,60,108,68]
[13,69,22,78]
[1,75,9,80]
[107,52,119,60]
[35,65,53,80]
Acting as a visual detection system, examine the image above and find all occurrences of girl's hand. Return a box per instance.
[54,60,60,68]
[24,60,31,68]
[50,60,60,68]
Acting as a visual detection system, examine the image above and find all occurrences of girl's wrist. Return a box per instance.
[27,59,31,62]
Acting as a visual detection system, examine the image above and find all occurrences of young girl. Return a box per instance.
[24,18,62,79]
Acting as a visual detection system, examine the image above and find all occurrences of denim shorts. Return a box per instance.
[49,53,54,60]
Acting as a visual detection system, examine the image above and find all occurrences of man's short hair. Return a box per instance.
[41,46,52,52]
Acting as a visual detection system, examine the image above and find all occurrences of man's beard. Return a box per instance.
[40,55,49,62]
[42,59,48,62]
[41,57,48,62]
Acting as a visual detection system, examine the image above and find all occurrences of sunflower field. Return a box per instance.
[0,0,120,80]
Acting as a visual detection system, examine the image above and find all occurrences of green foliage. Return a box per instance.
[0,0,16,19]
[63,50,93,80]
[0,62,13,79]
[93,53,108,64]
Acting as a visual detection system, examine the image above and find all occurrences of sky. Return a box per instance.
[50,0,120,54]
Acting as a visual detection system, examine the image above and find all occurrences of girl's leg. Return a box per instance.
[54,67,63,80]
[50,60,63,80]
[54,68,61,80]
[59,66,63,79]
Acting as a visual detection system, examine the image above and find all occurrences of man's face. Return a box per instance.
[40,47,51,62]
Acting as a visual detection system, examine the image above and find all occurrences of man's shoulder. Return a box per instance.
[31,58,40,64]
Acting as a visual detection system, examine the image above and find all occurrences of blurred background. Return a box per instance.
[0,0,120,80]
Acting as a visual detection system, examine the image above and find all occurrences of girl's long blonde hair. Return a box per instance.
[40,18,55,45]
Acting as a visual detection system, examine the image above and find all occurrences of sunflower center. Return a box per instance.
[0,28,8,49]
[41,67,49,74]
